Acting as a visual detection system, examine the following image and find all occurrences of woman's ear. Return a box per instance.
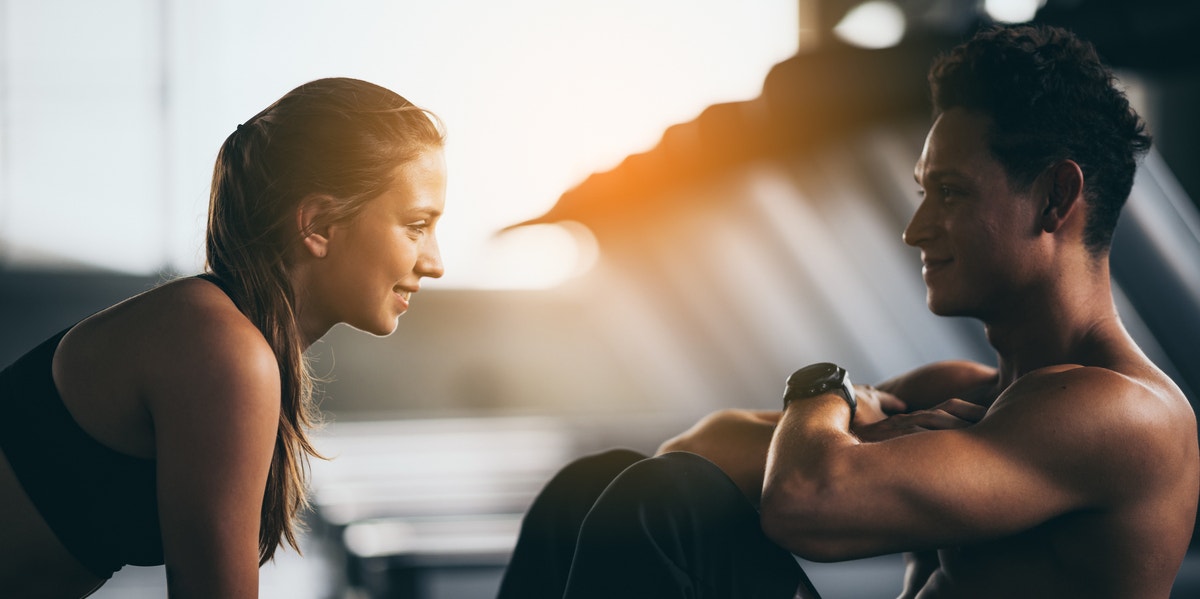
[297,194,336,258]
[1040,160,1085,234]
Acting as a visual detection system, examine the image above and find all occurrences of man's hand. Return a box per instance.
[853,385,908,427]
[657,409,781,503]
[898,550,940,599]
[854,398,986,442]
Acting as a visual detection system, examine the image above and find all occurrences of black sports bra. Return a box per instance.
[0,327,161,579]
[0,273,238,579]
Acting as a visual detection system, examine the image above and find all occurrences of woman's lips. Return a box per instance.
[394,288,412,311]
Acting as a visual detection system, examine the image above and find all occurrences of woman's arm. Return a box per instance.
[144,311,280,599]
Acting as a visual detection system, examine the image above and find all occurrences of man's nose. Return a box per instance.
[903,200,936,247]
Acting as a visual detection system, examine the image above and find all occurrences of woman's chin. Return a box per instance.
[349,317,402,338]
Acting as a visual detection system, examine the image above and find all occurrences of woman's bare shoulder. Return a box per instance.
[62,276,278,406]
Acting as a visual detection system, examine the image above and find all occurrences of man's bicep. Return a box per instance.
[871,424,1084,544]
[852,371,1144,550]
[785,420,1088,560]
[773,367,1164,561]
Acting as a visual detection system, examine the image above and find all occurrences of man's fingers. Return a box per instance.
[877,391,908,414]
[934,398,987,422]
[857,385,908,414]
[895,409,974,430]
[854,420,924,442]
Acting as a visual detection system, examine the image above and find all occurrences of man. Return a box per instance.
[756,23,1198,597]
[498,24,1198,599]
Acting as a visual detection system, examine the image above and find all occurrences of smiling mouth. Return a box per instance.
[922,258,953,274]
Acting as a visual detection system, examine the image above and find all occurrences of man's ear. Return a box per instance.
[297,194,337,258]
[1039,160,1085,234]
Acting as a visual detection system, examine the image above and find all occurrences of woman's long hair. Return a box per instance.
[205,77,444,563]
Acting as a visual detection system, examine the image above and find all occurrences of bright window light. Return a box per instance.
[0,0,799,288]
[477,222,599,289]
[833,1,906,49]
[984,0,1047,23]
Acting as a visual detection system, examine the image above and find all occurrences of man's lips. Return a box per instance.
[922,256,953,275]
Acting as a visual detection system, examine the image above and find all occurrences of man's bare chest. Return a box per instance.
[926,517,1112,598]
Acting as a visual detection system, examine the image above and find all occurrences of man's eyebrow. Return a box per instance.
[915,168,970,184]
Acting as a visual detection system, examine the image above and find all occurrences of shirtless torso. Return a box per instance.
[885,337,1197,598]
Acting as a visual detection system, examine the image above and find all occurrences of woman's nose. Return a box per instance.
[418,235,444,279]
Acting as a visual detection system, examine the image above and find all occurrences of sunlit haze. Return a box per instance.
[833,1,906,49]
[0,0,798,288]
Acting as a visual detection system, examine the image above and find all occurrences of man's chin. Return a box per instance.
[926,296,971,318]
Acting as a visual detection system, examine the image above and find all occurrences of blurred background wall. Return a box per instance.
[2,1,1198,598]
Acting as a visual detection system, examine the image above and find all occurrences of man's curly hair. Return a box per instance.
[928,24,1152,255]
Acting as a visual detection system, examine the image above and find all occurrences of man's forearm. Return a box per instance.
[759,393,860,557]
[771,392,856,472]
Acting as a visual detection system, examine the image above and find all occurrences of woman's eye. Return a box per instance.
[405,221,429,236]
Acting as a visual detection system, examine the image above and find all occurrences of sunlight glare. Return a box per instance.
[0,0,799,289]
[832,1,906,49]
[984,0,1046,24]
[475,223,599,289]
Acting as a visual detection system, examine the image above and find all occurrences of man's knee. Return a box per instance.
[529,448,646,512]
[625,451,729,487]
[594,451,743,517]
[554,449,645,489]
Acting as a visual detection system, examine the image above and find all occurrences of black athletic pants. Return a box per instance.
[497,449,820,599]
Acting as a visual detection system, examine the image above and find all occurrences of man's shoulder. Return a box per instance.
[983,364,1196,498]
[996,363,1188,425]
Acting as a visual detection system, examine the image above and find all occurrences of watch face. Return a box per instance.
[787,362,843,395]
[784,362,855,415]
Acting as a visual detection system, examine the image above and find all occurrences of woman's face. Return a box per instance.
[308,149,446,338]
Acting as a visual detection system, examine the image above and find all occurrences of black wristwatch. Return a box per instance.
[783,362,856,421]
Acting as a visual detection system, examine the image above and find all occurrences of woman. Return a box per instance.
[0,77,446,598]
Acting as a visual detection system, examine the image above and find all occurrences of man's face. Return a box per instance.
[904,108,1043,319]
